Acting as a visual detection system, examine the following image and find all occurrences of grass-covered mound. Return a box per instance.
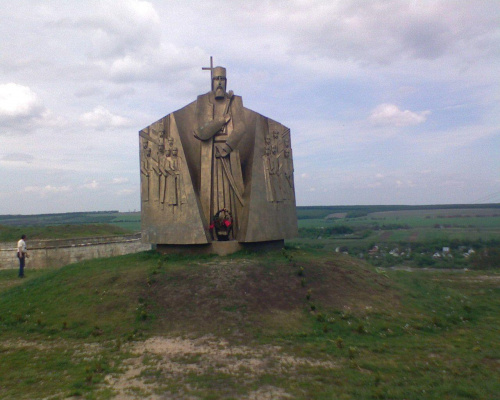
[0,249,498,399]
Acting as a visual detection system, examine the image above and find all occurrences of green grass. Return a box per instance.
[0,223,133,242]
[0,249,498,399]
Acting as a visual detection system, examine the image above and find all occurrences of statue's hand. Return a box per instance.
[215,143,232,158]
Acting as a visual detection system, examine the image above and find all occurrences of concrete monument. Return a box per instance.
[139,58,297,253]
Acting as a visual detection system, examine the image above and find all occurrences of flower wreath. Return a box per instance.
[209,208,233,232]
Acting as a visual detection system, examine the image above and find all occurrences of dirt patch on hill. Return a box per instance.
[143,254,396,336]
[105,335,337,399]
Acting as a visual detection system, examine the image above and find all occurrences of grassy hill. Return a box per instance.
[0,248,498,399]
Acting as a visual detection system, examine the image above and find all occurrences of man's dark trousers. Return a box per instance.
[18,256,25,277]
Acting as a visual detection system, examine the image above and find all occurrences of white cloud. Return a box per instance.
[112,177,129,184]
[24,185,71,195]
[0,83,45,125]
[412,124,499,153]
[1,153,34,163]
[97,44,205,83]
[369,104,430,127]
[117,188,136,196]
[63,0,161,59]
[282,1,500,66]
[81,180,99,190]
[79,106,130,129]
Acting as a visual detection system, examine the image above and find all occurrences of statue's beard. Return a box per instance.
[214,85,225,99]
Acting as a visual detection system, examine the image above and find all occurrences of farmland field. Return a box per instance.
[293,205,500,270]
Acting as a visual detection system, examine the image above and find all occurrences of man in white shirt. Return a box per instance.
[17,234,28,278]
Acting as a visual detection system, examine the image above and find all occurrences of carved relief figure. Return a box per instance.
[140,141,151,202]
[159,147,172,205]
[283,148,294,197]
[263,146,274,202]
[149,144,162,203]
[270,143,283,202]
[168,147,186,206]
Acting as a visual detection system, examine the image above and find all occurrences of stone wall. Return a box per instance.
[0,234,151,270]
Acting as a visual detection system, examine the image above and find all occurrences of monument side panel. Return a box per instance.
[140,112,210,244]
[240,114,298,242]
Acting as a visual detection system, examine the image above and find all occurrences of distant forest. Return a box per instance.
[295,204,500,219]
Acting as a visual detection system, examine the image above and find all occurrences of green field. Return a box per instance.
[292,205,500,270]
[0,223,133,242]
[0,249,498,399]
[0,211,142,232]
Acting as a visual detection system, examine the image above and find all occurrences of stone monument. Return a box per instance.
[139,58,298,254]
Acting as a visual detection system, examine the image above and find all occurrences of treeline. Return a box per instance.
[296,204,500,220]
[299,225,362,239]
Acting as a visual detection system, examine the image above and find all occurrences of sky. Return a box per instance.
[0,0,499,214]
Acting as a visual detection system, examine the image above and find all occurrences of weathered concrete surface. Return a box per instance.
[0,234,151,270]
[156,239,284,256]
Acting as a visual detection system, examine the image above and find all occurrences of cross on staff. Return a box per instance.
[202,56,214,86]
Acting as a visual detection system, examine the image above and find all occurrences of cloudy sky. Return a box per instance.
[1,0,499,214]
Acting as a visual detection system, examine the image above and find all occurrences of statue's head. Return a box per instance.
[172,148,178,156]
[212,66,227,99]
[165,148,171,156]
[159,144,165,153]
[168,137,174,147]
[284,148,290,158]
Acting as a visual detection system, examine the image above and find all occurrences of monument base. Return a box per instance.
[156,240,284,256]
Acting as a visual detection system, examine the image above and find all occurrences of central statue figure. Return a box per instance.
[194,66,246,240]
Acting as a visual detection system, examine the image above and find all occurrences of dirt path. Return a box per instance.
[104,335,338,399]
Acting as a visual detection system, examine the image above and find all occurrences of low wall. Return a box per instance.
[0,234,151,270]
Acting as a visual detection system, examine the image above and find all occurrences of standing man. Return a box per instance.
[17,234,28,278]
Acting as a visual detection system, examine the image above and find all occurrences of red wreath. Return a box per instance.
[210,208,233,240]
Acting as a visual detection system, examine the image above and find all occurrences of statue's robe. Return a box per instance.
[194,91,246,240]
[139,91,298,244]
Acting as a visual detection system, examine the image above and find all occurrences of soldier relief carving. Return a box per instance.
[139,59,297,245]
[140,120,186,209]
[263,125,294,203]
